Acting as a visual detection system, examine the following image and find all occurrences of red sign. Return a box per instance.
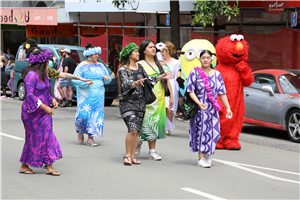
[263,1,288,15]
[0,8,57,25]
[27,23,135,37]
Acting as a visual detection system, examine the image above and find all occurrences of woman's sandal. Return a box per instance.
[46,171,60,176]
[123,156,132,166]
[131,157,141,165]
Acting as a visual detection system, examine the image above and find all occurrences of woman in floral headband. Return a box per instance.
[187,49,232,168]
[19,48,62,176]
[72,43,111,147]
[118,42,171,166]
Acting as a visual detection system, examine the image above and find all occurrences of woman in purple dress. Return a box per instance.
[19,47,62,176]
[187,50,232,168]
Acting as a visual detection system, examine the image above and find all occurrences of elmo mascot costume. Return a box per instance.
[215,34,254,150]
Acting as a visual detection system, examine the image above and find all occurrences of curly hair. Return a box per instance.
[164,41,176,56]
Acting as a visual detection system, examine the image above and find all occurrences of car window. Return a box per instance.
[71,50,85,64]
[250,73,279,93]
[279,74,300,94]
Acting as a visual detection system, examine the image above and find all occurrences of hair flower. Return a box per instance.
[83,47,102,57]
[26,49,52,65]
[25,43,30,49]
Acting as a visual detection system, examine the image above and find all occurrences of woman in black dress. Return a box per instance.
[118,43,170,166]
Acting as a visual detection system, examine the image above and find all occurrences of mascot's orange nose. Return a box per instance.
[236,42,243,51]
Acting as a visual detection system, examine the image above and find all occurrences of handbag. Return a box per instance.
[179,70,198,119]
[143,78,156,105]
[144,60,170,97]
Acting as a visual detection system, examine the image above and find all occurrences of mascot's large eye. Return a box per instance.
[184,48,196,60]
[237,35,244,41]
[230,34,238,42]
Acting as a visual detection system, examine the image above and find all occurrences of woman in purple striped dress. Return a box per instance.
[187,50,232,168]
[19,46,62,176]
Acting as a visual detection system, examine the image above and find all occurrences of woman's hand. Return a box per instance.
[199,102,207,111]
[226,108,233,119]
[52,98,58,109]
[87,80,93,85]
[160,72,174,80]
[137,77,147,87]
[80,78,93,82]
[44,106,54,116]
[103,75,110,81]
[168,96,174,109]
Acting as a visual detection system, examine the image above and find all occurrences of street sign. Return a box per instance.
[291,12,297,27]
[166,14,170,26]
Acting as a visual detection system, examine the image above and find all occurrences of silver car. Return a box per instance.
[244,69,300,142]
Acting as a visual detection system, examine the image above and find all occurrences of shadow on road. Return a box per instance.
[242,125,290,142]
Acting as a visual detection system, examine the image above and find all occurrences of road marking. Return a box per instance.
[0,132,24,140]
[181,187,227,200]
[213,159,300,185]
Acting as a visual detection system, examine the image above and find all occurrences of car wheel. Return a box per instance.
[286,109,300,143]
[18,82,26,101]
[105,99,114,106]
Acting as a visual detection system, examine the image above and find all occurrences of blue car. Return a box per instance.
[13,44,118,106]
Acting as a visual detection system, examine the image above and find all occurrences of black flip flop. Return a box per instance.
[46,171,60,176]
[123,156,132,166]
[19,169,35,174]
[131,157,141,165]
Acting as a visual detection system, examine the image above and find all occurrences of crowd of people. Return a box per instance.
[4,38,232,176]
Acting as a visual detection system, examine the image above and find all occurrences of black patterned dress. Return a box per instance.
[118,64,157,132]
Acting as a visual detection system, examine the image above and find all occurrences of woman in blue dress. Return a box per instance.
[72,43,111,146]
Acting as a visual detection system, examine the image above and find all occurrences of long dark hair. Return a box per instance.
[199,50,213,69]
[139,40,167,88]
[117,51,133,87]
[23,48,48,82]
[23,39,40,58]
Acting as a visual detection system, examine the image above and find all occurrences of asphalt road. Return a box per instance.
[1,98,299,200]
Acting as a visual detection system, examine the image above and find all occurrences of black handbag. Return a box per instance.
[179,70,198,119]
[143,78,156,104]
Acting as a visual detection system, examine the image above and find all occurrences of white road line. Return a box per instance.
[0,132,24,140]
[181,187,227,200]
[213,159,300,185]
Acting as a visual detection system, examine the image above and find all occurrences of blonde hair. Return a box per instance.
[164,41,176,56]
[58,47,65,56]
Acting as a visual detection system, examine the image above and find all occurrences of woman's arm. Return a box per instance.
[189,93,207,111]
[72,65,91,88]
[219,94,232,118]
[6,63,15,70]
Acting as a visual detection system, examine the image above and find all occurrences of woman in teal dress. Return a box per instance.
[72,43,111,147]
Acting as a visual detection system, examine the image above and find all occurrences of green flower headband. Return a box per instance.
[120,43,139,61]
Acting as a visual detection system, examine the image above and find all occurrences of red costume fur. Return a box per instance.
[215,36,254,150]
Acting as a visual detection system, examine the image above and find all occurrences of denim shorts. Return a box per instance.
[59,79,73,87]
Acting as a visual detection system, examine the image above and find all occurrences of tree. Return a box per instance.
[111,0,239,49]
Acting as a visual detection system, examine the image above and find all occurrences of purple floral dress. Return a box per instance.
[187,70,226,155]
[20,71,62,167]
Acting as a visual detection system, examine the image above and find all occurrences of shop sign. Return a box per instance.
[291,12,297,27]
[262,1,288,15]
[27,23,135,37]
[0,8,57,26]
[65,0,195,12]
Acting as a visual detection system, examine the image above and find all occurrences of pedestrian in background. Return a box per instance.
[187,50,232,168]
[20,47,62,176]
[0,55,8,98]
[6,55,16,98]
[58,48,76,107]
[54,47,70,106]
[136,40,173,161]
[72,43,110,147]
[161,41,181,135]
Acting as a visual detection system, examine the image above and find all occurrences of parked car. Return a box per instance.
[13,44,118,106]
[243,69,300,142]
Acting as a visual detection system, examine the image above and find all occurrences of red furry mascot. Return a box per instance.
[215,34,254,150]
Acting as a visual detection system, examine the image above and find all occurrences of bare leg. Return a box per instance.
[198,153,204,160]
[57,85,65,99]
[68,87,73,100]
[148,139,156,149]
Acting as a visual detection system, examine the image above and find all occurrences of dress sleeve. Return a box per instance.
[140,64,158,86]
[102,64,112,84]
[187,70,197,93]
[24,72,42,113]
[47,67,61,79]
[216,71,227,95]
[72,64,89,88]
[118,67,134,96]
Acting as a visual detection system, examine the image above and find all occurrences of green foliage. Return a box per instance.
[111,0,127,8]
[192,0,239,27]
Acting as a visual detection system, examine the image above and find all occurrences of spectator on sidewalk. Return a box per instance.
[6,55,16,98]
[57,48,76,107]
